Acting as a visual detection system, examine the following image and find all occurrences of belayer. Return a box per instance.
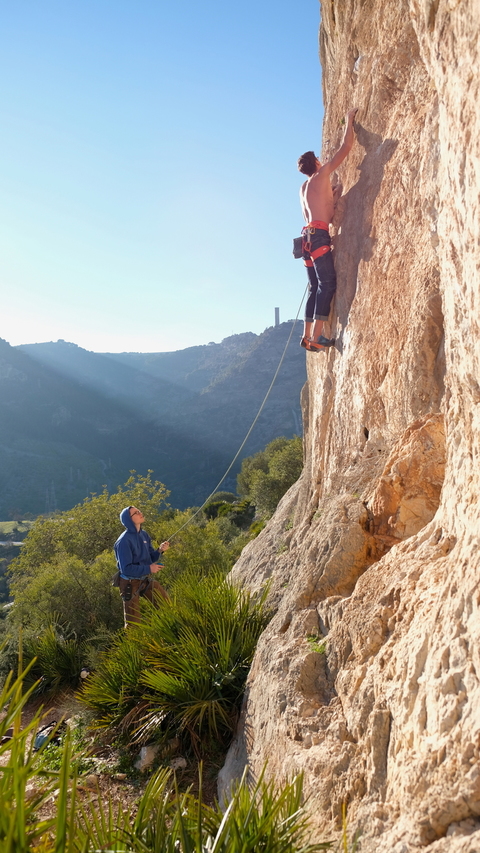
[114,506,170,627]
[296,108,358,352]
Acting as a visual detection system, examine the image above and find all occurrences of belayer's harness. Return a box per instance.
[120,574,153,602]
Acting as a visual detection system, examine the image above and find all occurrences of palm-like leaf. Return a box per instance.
[81,569,270,751]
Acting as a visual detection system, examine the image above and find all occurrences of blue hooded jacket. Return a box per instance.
[114,507,163,579]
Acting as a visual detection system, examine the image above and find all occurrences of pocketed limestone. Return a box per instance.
[220,1,480,850]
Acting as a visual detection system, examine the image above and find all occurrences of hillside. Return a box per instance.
[0,322,305,516]
[220,2,480,852]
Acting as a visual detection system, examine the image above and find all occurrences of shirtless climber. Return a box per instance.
[298,108,358,352]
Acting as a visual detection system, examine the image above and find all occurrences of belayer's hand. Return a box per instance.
[150,563,162,574]
[159,541,170,552]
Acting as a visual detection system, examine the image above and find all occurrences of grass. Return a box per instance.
[340,803,361,852]
[0,520,34,539]
[0,664,333,852]
[36,718,97,775]
[306,634,327,655]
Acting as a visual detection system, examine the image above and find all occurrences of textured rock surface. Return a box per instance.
[220,1,480,850]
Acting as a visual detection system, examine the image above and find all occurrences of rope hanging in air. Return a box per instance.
[168,284,308,541]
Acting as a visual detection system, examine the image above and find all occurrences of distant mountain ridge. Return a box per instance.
[0,323,305,517]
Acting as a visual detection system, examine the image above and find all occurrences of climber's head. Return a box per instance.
[297,151,321,177]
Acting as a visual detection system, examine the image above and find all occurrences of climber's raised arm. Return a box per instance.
[324,108,358,174]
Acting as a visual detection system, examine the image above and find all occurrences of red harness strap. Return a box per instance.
[310,245,331,261]
[302,221,331,258]
[306,220,329,231]
[303,245,331,266]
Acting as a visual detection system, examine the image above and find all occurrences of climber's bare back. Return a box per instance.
[300,167,335,225]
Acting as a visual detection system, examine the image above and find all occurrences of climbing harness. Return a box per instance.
[120,575,152,602]
[167,285,309,541]
[294,221,332,264]
[301,221,331,263]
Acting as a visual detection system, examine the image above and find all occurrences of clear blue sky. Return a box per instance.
[0,0,324,353]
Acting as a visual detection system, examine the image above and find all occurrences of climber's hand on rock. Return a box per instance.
[347,108,358,124]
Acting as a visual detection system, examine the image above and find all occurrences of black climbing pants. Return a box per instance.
[302,225,337,322]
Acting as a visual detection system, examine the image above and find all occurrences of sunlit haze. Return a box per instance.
[0,1,324,352]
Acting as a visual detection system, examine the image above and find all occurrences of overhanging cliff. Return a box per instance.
[220,1,480,850]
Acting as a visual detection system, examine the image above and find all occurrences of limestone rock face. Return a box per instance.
[366,413,445,544]
[220,1,480,850]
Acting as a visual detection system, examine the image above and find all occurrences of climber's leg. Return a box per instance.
[310,249,336,344]
[303,260,318,341]
[302,225,334,345]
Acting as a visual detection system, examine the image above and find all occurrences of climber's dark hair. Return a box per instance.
[297,151,318,176]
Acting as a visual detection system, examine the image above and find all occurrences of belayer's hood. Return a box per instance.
[119,506,137,533]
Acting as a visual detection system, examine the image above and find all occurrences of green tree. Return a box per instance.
[3,475,252,689]
[6,479,238,651]
[9,471,169,593]
[148,509,234,587]
[3,472,170,671]
[237,436,303,517]
[10,551,123,640]
[208,491,237,503]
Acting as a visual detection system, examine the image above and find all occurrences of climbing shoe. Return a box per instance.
[309,335,336,352]
[300,336,311,350]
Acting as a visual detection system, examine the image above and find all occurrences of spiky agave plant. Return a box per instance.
[76,629,144,728]
[81,570,271,752]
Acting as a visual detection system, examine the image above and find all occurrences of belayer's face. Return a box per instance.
[129,507,144,523]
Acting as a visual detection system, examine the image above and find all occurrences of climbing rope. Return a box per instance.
[167,284,309,541]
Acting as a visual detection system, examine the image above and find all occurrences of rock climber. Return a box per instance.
[298,107,358,352]
[114,506,170,627]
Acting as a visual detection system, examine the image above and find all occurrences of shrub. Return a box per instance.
[237,436,303,517]
[9,550,124,642]
[208,491,237,503]
[249,519,266,537]
[217,499,255,528]
[23,622,89,692]
[148,511,235,588]
[81,570,271,753]
[203,491,237,518]
[9,471,170,588]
